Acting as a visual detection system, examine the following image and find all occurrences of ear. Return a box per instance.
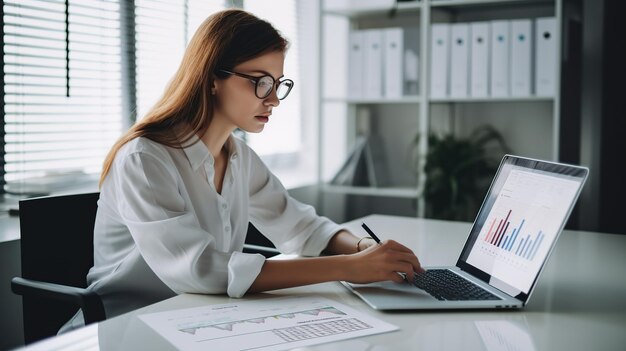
[210,75,219,95]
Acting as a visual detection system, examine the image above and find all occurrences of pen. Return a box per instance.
[361,223,382,244]
[361,222,412,282]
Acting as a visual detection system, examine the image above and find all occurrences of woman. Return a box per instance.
[62,9,422,332]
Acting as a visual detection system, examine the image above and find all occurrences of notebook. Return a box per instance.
[343,155,588,310]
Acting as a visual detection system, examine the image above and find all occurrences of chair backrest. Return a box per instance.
[18,192,99,343]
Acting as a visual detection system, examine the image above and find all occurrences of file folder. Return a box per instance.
[535,17,557,97]
[450,23,470,98]
[510,19,532,97]
[430,23,450,98]
[470,22,490,98]
[403,27,420,96]
[348,30,365,99]
[364,29,383,99]
[384,28,404,99]
[490,20,510,97]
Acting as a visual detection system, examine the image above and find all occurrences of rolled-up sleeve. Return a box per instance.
[247,151,342,257]
[116,150,264,298]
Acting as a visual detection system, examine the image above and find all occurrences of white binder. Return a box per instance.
[403,27,420,96]
[535,17,557,97]
[490,20,510,97]
[470,22,490,98]
[510,19,532,97]
[430,23,450,98]
[383,28,404,99]
[450,23,470,98]
[348,30,365,99]
[364,29,383,99]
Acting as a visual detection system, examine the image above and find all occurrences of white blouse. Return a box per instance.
[64,134,341,329]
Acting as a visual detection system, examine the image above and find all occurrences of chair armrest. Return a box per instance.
[11,277,106,324]
[243,244,281,258]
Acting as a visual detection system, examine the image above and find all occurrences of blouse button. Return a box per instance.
[225,226,231,232]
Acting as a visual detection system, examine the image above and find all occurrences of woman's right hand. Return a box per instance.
[343,240,425,284]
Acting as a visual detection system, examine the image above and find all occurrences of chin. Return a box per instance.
[241,126,264,134]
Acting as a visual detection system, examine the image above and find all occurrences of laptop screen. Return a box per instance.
[457,155,588,301]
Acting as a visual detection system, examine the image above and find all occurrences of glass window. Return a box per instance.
[3,0,124,194]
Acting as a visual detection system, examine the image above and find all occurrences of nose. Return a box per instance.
[263,85,280,107]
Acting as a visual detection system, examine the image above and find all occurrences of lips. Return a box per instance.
[255,115,269,123]
[255,112,271,123]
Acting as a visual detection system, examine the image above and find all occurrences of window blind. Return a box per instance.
[134,0,224,120]
[3,0,123,194]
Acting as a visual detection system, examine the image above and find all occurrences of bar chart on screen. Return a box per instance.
[467,169,581,292]
[483,211,546,261]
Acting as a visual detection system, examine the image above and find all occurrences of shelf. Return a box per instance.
[429,96,554,103]
[322,184,420,198]
[324,1,422,18]
[318,0,561,218]
[430,0,554,9]
[324,96,421,104]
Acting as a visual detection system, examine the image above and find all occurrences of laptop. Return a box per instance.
[343,155,588,310]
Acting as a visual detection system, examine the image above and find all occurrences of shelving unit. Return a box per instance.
[317,0,561,219]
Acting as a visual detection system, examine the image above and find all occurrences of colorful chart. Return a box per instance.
[483,211,545,261]
[467,168,581,293]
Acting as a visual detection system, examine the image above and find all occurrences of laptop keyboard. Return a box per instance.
[412,269,501,301]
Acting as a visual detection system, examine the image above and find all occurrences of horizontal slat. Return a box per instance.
[71,0,120,13]
[5,68,121,82]
[4,71,121,82]
[4,1,65,17]
[6,141,117,153]
[5,149,111,163]
[5,86,121,96]
[69,23,121,38]
[4,94,121,104]
[5,159,106,173]
[5,169,101,183]
[6,105,121,116]
[5,131,123,143]
[5,155,107,166]
[4,104,122,114]
[5,76,120,89]
[3,12,65,27]
[3,36,65,51]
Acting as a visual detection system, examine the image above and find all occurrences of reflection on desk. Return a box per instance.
[16,215,626,351]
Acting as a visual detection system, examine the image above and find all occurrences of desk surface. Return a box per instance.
[20,215,626,351]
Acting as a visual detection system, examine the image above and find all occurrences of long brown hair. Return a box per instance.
[99,9,288,186]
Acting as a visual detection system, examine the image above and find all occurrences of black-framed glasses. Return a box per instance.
[218,69,294,100]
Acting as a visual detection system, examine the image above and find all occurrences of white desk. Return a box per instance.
[20,215,626,350]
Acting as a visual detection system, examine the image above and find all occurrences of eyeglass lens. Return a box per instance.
[256,76,293,100]
[276,80,293,100]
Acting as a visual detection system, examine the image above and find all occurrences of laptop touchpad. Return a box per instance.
[348,281,437,303]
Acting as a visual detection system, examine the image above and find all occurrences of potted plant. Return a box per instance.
[414,125,511,221]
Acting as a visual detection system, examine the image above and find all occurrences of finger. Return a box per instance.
[396,251,425,274]
[388,262,414,279]
[386,272,406,283]
[388,252,424,279]
[382,240,415,254]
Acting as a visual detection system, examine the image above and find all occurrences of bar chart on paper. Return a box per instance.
[140,296,398,351]
[467,169,581,293]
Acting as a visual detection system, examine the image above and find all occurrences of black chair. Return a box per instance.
[11,192,279,344]
[11,192,105,344]
[244,223,280,258]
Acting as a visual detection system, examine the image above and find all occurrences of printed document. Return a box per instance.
[139,296,398,351]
